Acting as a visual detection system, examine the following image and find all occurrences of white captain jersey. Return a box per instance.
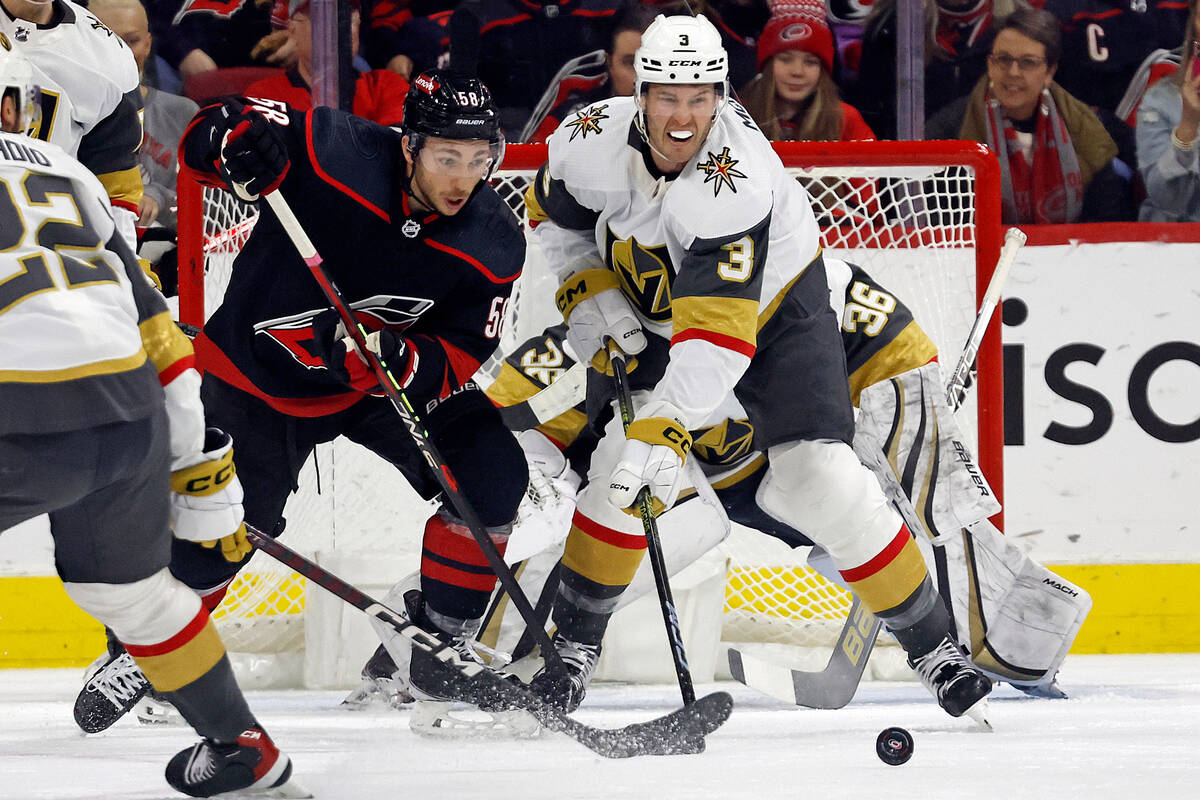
[0,132,167,436]
[530,96,823,430]
[0,0,143,243]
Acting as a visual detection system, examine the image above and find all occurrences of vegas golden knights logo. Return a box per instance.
[604,226,675,324]
[692,419,755,466]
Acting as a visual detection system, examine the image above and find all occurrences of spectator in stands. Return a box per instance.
[91,0,198,234]
[738,2,874,142]
[148,0,285,82]
[926,7,1135,223]
[1136,0,1200,221]
[243,0,410,124]
[1044,0,1189,117]
[522,3,656,142]
[449,0,629,137]
[853,0,1028,139]
[359,0,458,78]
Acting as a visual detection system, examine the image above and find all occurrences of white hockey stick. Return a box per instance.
[946,227,1026,410]
[730,230,1026,709]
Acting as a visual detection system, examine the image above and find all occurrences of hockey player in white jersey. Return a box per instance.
[0,51,302,798]
[524,13,992,719]
[0,0,144,248]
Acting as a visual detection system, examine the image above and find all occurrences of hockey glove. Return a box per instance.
[310,310,417,394]
[556,268,646,375]
[171,428,252,563]
[217,100,290,202]
[608,405,692,517]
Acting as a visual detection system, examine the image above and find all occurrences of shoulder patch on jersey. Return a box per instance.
[564,103,610,142]
[695,146,748,197]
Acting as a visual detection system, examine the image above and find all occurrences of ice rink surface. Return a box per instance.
[1,654,1197,800]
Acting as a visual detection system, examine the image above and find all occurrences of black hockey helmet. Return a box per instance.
[402,69,504,176]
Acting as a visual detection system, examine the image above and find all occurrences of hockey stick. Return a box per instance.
[262,191,573,678]
[729,231,1026,708]
[241,523,731,756]
[497,361,586,431]
[606,340,697,706]
[946,227,1026,411]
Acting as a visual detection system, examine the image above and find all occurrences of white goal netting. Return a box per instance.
[176,141,1003,686]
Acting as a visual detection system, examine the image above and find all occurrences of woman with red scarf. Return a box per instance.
[926,6,1134,223]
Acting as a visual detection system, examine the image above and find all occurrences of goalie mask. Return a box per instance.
[633,14,729,148]
[402,70,505,179]
[0,45,41,135]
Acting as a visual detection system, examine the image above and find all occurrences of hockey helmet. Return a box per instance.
[633,15,729,141]
[402,69,504,177]
[0,43,41,134]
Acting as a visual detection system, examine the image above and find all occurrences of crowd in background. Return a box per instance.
[81,0,1200,233]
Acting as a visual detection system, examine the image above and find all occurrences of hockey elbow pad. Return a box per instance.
[170,428,251,562]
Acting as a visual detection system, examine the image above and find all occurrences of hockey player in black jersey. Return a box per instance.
[75,70,531,728]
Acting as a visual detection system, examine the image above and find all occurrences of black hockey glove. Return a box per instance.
[217,99,290,202]
[310,310,417,394]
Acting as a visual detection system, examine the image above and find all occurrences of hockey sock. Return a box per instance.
[419,509,510,634]
[552,509,647,644]
[160,655,257,742]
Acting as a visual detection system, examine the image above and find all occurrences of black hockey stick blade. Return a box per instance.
[727,593,882,710]
[241,524,732,757]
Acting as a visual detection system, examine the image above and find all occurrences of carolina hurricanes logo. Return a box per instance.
[174,0,250,21]
[780,22,813,41]
[565,104,609,142]
[253,295,434,370]
[696,146,747,197]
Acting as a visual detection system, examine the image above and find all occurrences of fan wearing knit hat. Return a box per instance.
[737,1,874,142]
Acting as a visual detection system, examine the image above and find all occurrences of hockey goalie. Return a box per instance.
[349,255,1092,734]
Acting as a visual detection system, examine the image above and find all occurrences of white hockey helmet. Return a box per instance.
[633,15,729,138]
[0,43,41,134]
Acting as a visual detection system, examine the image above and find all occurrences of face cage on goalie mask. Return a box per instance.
[1,84,41,135]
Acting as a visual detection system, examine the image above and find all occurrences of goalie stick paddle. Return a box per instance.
[261,191,574,680]
[241,523,733,757]
[729,231,1025,709]
[607,341,697,706]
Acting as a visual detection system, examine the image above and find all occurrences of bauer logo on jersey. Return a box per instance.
[605,227,675,323]
[564,104,609,142]
[253,296,434,371]
[696,146,747,196]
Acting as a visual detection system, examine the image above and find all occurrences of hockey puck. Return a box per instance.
[875,727,914,765]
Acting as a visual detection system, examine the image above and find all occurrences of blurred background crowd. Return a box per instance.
[46,0,1200,235]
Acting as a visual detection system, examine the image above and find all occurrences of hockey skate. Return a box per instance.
[165,725,310,798]
[401,590,539,738]
[909,636,993,727]
[134,686,184,725]
[341,644,415,710]
[528,633,602,714]
[74,638,152,733]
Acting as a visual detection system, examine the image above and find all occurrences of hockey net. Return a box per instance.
[177,140,1002,686]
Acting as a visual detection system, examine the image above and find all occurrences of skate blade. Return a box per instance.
[409,700,541,739]
[205,777,312,799]
[135,697,184,726]
[964,698,993,731]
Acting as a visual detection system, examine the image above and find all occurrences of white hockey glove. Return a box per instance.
[556,268,646,375]
[170,428,251,563]
[608,403,692,517]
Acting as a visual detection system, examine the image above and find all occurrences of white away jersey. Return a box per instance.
[530,96,824,429]
[0,0,143,240]
[0,133,181,436]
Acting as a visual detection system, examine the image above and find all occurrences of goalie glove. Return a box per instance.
[170,428,252,563]
[556,268,646,375]
[310,310,418,394]
[608,402,692,517]
[217,99,290,202]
